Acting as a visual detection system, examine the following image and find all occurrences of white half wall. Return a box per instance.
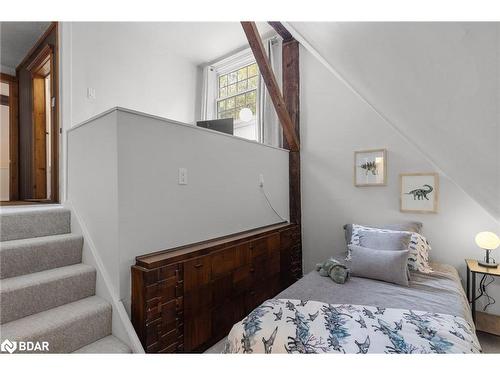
[67,108,289,313]
[299,45,500,315]
[60,22,202,203]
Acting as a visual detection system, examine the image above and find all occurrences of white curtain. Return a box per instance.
[259,37,283,148]
[200,65,216,121]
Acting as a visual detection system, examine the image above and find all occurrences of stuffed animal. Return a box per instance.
[315,257,350,284]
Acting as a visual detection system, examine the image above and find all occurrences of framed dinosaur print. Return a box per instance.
[354,149,387,187]
[400,173,439,213]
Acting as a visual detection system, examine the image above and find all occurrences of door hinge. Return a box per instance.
[51,97,56,108]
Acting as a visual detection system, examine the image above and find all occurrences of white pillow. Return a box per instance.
[347,224,432,274]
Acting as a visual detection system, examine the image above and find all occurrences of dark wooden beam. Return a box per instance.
[241,21,300,152]
[282,40,301,225]
[268,22,294,42]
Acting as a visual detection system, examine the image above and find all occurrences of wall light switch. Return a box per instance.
[87,88,96,99]
[178,168,188,185]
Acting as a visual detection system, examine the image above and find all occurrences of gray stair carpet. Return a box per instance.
[0,208,71,242]
[0,208,132,353]
[0,264,96,324]
[0,296,112,353]
[74,335,132,353]
[0,233,83,279]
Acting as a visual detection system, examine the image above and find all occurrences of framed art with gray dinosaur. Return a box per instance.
[354,149,387,187]
[400,173,439,213]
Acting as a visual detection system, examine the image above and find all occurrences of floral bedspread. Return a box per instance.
[223,299,480,354]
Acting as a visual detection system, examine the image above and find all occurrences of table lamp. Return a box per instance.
[475,231,500,268]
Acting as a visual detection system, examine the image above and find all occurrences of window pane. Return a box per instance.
[247,63,258,77]
[236,94,246,107]
[246,91,256,105]
[248,102,256,115]
[237,67,247,81]
[219,75,227,88]
[228,72,237,84]
[227,97,235,109]
[237,80,247,93]
[227,83,236,96]
[219,87,227,98]
[248,76,258,89]
[218,100,226,112]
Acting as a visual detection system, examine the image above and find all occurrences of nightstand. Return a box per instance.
[465,259,500,323]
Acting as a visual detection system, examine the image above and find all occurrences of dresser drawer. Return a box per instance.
[132,224,300,353]
[184,255,211,292]
[211,243,248,279]
[145,274,178,302]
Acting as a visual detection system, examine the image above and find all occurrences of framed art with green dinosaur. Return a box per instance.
[400,173,439,213]
[354,149,387,187]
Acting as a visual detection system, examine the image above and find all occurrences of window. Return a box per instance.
[217,62,258,123]
[200,38,282,146]
[216,60,259,141]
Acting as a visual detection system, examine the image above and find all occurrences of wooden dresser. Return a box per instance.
[131,222,301,353]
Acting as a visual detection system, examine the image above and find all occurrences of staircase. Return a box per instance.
[0,207,131,353]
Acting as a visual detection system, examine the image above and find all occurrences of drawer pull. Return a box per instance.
[194,264,203,269]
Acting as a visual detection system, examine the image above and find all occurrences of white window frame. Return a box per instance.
[203,48,262,142]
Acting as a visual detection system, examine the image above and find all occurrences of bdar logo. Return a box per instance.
[1,339,17,354]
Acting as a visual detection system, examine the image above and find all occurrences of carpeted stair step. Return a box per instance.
[0,233,83,279]
[0,208,71,242]
[0,264,96,324]
[73,335,132,353]
[0,296,112,353]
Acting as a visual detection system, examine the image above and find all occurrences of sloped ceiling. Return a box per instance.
[289,22,500,220]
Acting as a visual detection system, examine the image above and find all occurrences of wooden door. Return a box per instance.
[32,75,47,199]
[25,39,57,202]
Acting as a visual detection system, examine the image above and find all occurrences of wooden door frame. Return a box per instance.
[0,73,19,201]
[24,23,59,203]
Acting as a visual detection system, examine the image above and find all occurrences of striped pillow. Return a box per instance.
[347,224,432,273]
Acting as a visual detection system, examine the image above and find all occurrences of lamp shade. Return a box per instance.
[239,107,253,122]
[475,232,500,250]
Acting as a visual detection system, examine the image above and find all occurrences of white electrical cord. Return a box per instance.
[260,186,287,222]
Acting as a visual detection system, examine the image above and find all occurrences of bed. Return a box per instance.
[206,262,480,354]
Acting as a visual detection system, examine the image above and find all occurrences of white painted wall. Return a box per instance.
[69,23,199,126]
[67,111,120,290]
[291,22,500,221]
[299,40,500,315]
[68,108,289,313]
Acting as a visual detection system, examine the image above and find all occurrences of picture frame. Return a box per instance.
[354,149,387,187]
[400,173,439,213]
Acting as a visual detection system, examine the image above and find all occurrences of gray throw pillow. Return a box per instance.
[343,222,422,247]
[348,245,410,286]
[358,230,411,250]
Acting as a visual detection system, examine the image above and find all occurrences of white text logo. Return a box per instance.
[1,339,49,353]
